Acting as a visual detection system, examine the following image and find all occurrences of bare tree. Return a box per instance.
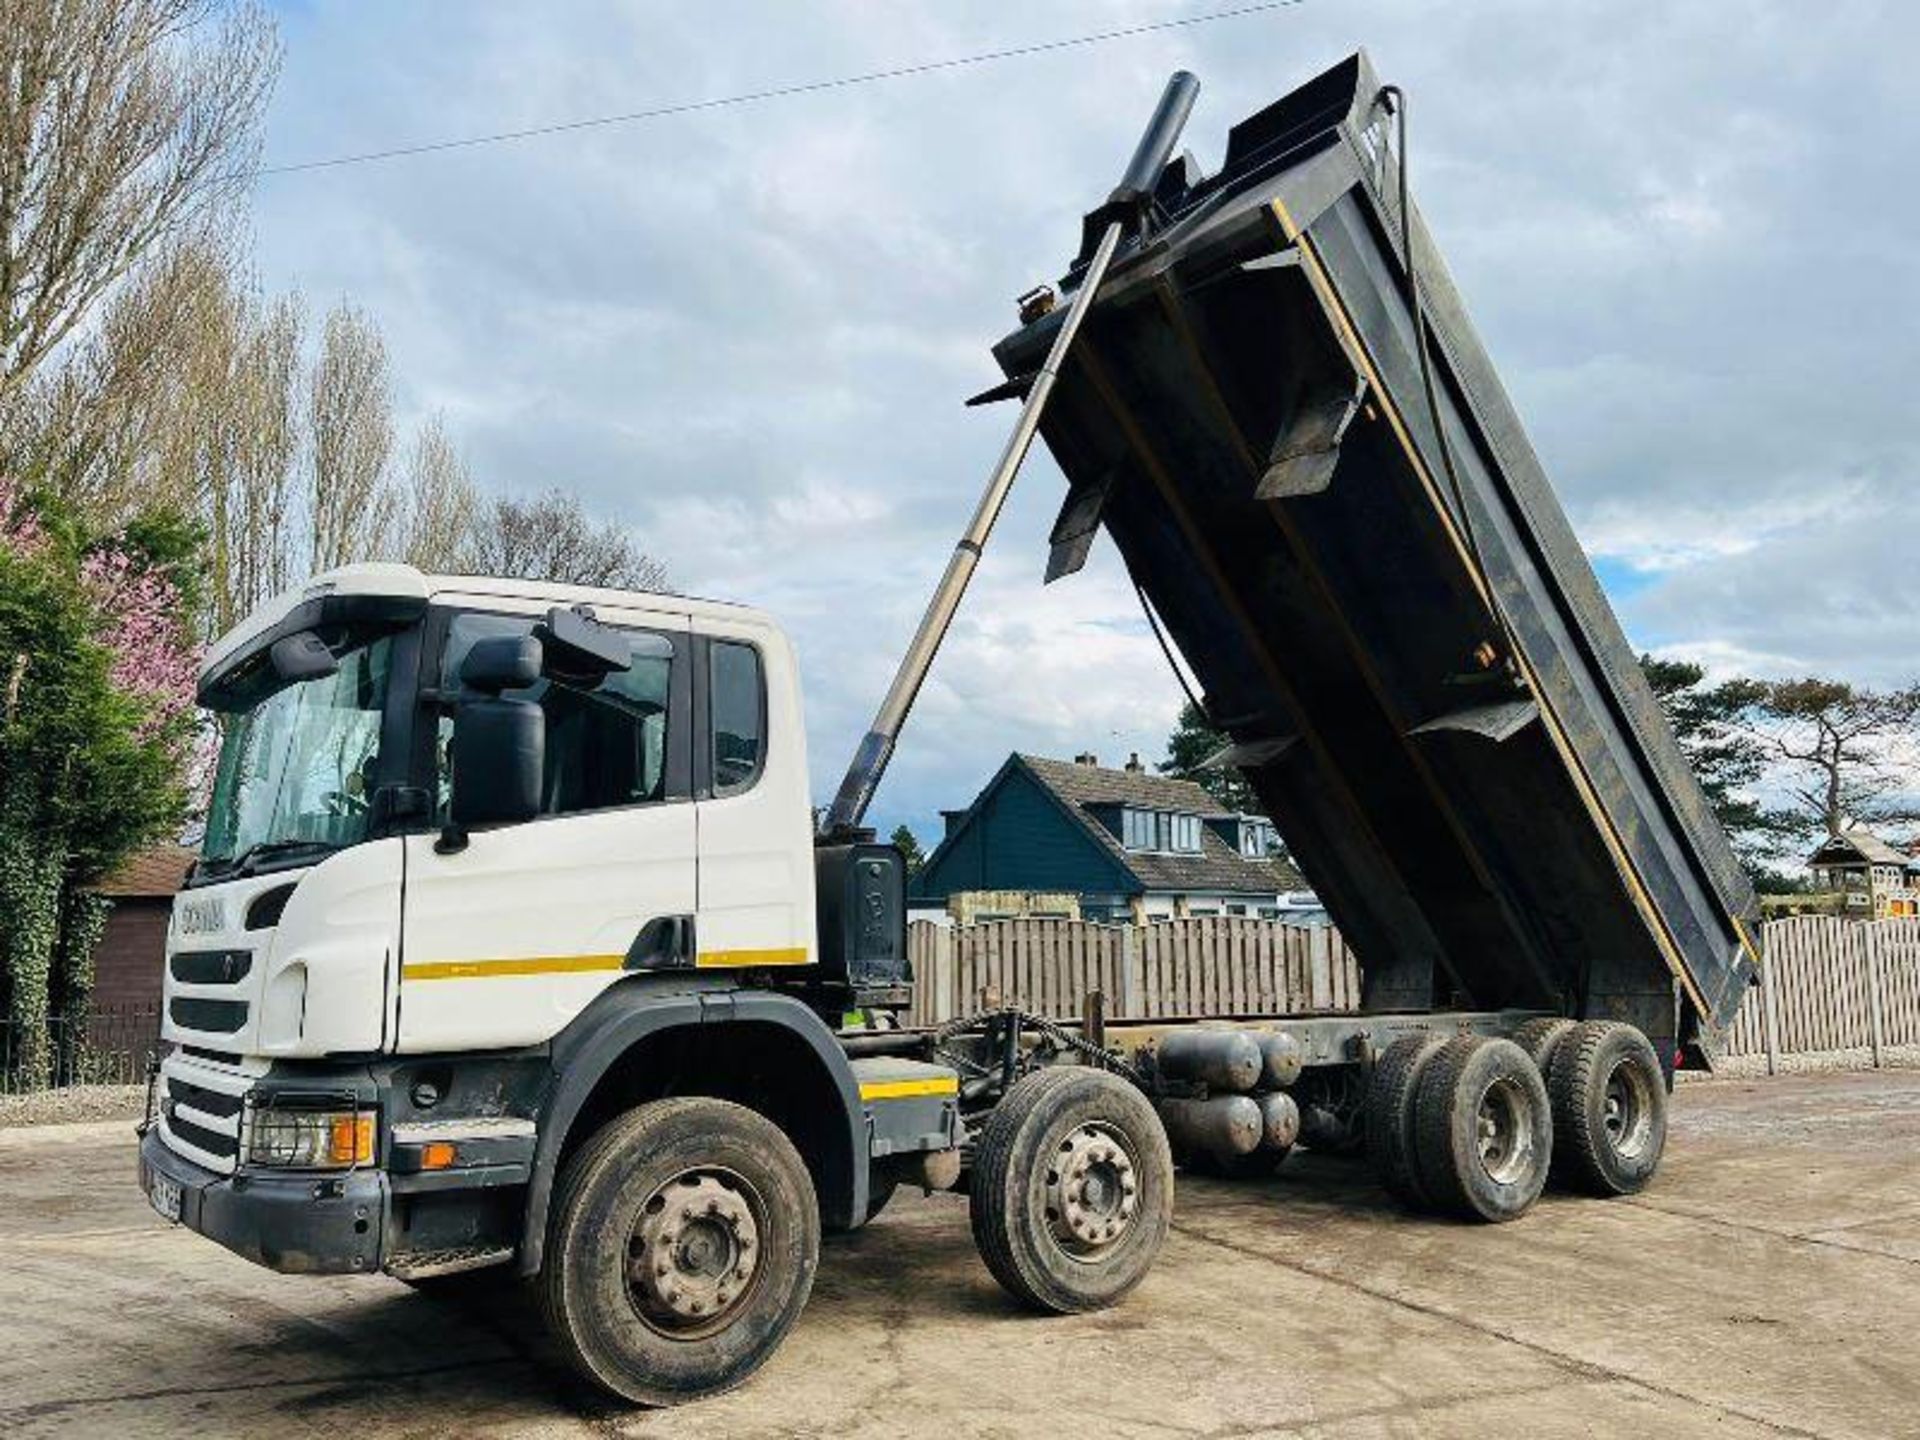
[206,286,299,630]
[396,414,478,572]
[1737,678,1920,843]
[1,234,230,520]
[469,488,668,591]
[0,0,278,396]
[4,234,307,631]
[307,302,396,571]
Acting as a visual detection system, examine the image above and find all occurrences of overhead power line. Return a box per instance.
[254,1,1305,178]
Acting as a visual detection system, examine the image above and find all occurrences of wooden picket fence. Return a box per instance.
[906,913,1920,1075]
[905,917,1361,1025]
[1723,915,1920,1072]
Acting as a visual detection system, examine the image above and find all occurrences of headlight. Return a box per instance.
[243,1100,375,1169]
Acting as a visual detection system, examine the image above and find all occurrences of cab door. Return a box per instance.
[692,621,817,973]
[397,601,695,1053]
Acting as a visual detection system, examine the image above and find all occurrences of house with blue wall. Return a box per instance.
[911,752,1308,925]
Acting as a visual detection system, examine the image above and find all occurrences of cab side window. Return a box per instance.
[438,613,676,817]
[709,640,764,795]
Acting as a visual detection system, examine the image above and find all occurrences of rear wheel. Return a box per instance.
[1511,1017,1577,1077]
[1413,1036,1552,1223]
[1364,1034,1448,1209]
[1547,1022,1667,1195]
[541,1098,819,1406]
[969,1067,1174,1313]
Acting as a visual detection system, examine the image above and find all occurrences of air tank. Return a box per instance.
[1255,1030,1304,1088]
[1158,1095,1262,1158]
[1156,1030,1262,1093]
[1254,1090,1300,1152]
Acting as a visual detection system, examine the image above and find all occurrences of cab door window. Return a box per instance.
[437,613,684,817]
[708,640,765,795]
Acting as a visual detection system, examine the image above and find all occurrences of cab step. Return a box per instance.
[386,1244,515,1281]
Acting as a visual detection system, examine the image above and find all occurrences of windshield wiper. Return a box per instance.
[229,838,337,877]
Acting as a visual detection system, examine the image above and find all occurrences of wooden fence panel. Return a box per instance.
[904,915,1917,1070]
[904,918,1359,1026]
[1716,916,1920,1068]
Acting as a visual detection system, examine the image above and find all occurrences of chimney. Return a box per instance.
[1074,752,1099,767]
[941,809,968,839]
[1124,752,1144,775]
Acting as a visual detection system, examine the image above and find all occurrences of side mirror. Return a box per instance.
[270,630,339,684]
[461,634,542,691]
[447,696,544,832]
[535,605,630,683]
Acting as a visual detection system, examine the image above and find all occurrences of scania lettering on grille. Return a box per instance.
[177,896,226,936]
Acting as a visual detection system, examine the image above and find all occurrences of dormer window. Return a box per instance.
[1119,808,1202,854]
[1239,819,1279,858]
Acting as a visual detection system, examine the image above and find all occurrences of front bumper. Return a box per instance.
[139,1125,388,1274]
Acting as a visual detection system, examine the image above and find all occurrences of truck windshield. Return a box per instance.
[199,634,395,873]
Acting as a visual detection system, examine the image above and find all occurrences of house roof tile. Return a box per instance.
[1016,754,1304,897]
[90,844,196,898]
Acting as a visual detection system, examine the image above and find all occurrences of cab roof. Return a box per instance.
[201,563,772,682]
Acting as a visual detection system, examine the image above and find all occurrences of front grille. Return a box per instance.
[158,1051,259,1175]
[169,948,253,985]
[168,1075,243,1119]
[168,1112,239,1159]
[169,996,248,1034]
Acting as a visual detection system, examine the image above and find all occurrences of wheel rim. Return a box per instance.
[1602,1056,1656,1161]
[625,1167,766,1338]
[1044,1122,1139,1260]
[1474,1076,1537,1186]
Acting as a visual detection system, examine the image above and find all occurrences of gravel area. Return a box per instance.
[1705,1044,1920,1078]
[0,1084,145,1129]
[5,1070,1918,1437]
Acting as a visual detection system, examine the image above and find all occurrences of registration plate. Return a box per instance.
[148,1170,183,1223]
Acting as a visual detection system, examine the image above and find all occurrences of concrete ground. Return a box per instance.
[2,1071,1917,1440]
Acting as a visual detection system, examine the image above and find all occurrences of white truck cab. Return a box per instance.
[141,564,933,1392]
[159,565,823,1064]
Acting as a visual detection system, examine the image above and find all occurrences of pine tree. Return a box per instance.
[889,823,925,875]
[1157,701,1260,815]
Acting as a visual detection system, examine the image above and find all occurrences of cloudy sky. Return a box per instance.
[248,1,1917,845]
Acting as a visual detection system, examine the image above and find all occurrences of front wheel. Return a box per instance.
[541,1098,820,1406]
[969,1067,1174,1313]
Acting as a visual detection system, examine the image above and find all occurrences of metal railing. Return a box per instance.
[0,1004,164,1094]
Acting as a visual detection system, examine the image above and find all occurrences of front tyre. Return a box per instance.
[541,1098,819,1406]
[969,1067,1174,1313]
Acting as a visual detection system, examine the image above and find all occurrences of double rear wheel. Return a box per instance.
[1365,1020,1669,1221]
[1547,1021,1668,1195]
